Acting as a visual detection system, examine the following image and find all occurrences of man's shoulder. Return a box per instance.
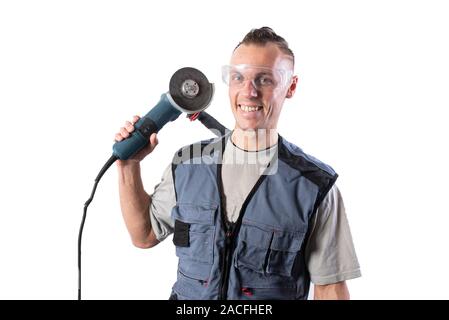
[278,136,338,189]
[279,136,337,176]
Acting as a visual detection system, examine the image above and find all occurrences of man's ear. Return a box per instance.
[286,75,298,99]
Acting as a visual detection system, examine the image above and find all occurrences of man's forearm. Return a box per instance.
[314,281,350,300]
[118,163,156,248]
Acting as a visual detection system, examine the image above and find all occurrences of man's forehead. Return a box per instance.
[230,43,293,70]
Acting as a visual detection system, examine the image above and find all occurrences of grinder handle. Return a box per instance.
[112,94,181,160]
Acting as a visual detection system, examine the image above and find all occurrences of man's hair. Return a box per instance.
[235,27,295,65]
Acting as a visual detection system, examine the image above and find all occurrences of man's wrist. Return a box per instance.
[117,160,141,178]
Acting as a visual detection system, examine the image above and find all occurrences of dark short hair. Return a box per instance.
[235,27,295,64]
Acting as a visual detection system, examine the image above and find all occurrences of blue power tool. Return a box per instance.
[113,67,214,160]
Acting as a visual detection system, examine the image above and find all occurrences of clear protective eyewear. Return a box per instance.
[221,64,293,92]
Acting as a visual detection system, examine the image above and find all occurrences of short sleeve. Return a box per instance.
[305,184,361,285]
[149,164,176,241]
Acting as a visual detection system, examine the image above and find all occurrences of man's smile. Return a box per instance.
[237,104,263,112]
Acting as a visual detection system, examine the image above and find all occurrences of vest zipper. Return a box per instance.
[216,135,274,300]
[217,171,270,300]
[219,226,234,300]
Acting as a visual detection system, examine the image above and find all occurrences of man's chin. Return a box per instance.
[235,122,263,132]
[233,113,267,131]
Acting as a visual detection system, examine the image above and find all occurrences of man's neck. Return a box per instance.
[231,128,278,151]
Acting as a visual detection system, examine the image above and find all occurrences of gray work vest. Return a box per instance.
[169,133,338,300]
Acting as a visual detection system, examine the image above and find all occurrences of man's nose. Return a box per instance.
[240,80,258,97]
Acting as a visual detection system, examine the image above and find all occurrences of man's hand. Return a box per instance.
[114,115,159,167]
[314,281,350,300]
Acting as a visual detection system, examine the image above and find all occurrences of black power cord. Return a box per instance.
[78,155,118,300]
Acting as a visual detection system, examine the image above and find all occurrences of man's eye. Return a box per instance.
[256,76,274,86]
[230,73,243,81]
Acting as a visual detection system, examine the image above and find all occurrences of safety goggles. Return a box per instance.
[221,64,293,92]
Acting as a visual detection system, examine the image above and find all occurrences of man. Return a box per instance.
[115,27,361,300]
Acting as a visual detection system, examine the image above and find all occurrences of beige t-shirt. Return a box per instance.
[149,139,361,285]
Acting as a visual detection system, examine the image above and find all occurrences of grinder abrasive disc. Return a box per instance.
[169,67,213,113]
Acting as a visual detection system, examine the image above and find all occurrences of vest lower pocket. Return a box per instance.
[171,203,217,291]
[173,269,210,300]
[239,286,298,300]
[235,221,306,290]
[267,230,305,277]
[175,229,214,264]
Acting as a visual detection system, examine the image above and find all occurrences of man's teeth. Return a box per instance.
[239,105,262,112]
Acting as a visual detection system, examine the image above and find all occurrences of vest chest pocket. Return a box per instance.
[235,221,306,285]
[171,203,217,280]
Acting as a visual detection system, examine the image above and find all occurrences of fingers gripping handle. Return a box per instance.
[112,119,156,160]
[112,93,181,160]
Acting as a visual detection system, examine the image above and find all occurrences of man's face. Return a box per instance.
[228,43,297,131]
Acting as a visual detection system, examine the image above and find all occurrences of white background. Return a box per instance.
[0,0,448,300]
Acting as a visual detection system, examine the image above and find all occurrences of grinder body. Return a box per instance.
[112,93,181,160]
[112,67,214,160]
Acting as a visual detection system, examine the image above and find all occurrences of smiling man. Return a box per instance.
[115,27,361,300]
